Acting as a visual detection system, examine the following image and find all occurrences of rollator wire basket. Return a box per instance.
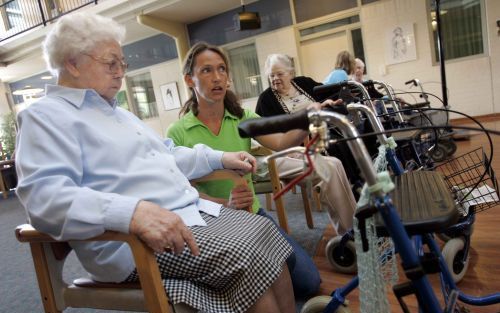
[433,147,500,215]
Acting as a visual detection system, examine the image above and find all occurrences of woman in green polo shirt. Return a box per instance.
[168,42,340,299]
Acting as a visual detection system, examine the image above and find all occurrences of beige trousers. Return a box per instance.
[275,155,356,235]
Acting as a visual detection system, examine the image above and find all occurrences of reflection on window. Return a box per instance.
[226,43,262,99]
[116,90,129,111]
[430,0,484,61]
[299,15,360,37]
[128,72,158,120]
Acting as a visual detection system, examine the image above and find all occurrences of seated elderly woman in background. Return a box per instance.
[15,13,296,313]
[255,53,358,236]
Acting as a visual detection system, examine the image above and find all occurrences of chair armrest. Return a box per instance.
[15,224,171,313]
[190,169,246,186]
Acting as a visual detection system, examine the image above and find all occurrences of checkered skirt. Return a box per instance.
[126,207,292,313]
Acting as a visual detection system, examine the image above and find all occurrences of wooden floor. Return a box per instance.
[312,119,500,312]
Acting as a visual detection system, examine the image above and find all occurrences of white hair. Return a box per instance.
[355,58,365,67]
[264,54,295,77]
[42,12,126,76]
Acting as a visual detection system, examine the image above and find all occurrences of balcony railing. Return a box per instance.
[0,0,98,43]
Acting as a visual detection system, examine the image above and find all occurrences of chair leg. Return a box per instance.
[300,186,314,229]
[265,193,273,211]
[313,188,322,212]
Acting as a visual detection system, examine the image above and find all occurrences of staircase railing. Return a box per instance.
[0,0,98,43]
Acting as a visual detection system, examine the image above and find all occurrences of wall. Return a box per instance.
[131,59,185,136]
[486,0,500,114]
[360,0,498,118]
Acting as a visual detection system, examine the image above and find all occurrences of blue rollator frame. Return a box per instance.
[301,108,499,313]
[237,99,500,313]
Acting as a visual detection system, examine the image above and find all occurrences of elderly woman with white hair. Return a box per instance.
[256,53,357,236]
[352,58,366,83]
[15,13,297,313]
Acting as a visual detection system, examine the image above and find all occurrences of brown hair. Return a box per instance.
[334,50,356,75]
[179,41,244,118]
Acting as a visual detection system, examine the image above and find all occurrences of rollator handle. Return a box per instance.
[238,109,309,138]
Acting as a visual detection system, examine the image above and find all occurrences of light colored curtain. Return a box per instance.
[227,44,263,99]
[433,0,483,60]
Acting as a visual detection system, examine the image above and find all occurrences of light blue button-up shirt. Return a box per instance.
[15,85,224,282]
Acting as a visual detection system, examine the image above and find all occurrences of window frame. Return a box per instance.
[223,40,263,101]
[426,0,488,65]
[124,70,159,121]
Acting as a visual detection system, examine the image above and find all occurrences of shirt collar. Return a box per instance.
[183,109,239,130]
[45,84,118,109]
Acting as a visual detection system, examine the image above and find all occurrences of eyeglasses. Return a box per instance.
[268,71,289,79]
[83,53,129,74]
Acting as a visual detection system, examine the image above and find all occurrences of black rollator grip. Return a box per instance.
[238,109,310,138]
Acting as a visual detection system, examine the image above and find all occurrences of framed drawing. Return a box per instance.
[385,23,417,65]
[160,82,181,111]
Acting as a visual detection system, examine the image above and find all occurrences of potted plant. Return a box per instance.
[1,112,16,160]
[1,112,18,190]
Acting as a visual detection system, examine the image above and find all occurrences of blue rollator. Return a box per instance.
[237,107,500,313]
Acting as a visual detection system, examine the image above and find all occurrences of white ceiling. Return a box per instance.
[0,0,256,83]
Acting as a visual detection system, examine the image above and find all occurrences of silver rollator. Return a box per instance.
[238,106,500,313]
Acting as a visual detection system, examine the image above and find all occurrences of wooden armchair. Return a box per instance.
[15,224,196,313]
[251,145,317,234]
[14,169,249,313]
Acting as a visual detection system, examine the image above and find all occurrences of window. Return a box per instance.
[293,0,357,23]
[2,0,22,30]
[226,43,262,99]
[429,0,484,61]
[351,28,365,65]
[127,72,158,120]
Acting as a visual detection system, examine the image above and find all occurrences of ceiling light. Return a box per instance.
[40,75,53,80]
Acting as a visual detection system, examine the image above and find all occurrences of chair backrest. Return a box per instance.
[16,224,189,313]
[250,144,316,233]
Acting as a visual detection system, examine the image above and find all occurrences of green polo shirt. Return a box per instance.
[167,109,261,213]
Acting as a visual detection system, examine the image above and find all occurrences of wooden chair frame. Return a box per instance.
[251,145,317,234]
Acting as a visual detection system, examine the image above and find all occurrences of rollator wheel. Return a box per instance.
[429,144,447,162]
[439,139,457,157]
[325,236,357,274]
[300,296,351,313]
[442,237,470,283]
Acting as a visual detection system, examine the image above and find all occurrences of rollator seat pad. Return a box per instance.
[376,171,459,236]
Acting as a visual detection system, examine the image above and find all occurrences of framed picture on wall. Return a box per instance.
[385,23,417,65]
[160,82,181,111]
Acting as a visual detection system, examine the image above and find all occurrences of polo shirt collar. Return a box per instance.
[183,109,238,130]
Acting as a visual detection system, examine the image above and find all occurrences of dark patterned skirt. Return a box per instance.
[126,207,292,313]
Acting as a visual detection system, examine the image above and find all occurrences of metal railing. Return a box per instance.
[0,0,98,43]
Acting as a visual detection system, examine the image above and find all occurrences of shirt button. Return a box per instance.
[185,189,190,194]
[136,131,141,135]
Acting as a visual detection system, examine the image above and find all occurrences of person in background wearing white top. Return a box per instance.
[352,58,365,83]
[15,12,296,313]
